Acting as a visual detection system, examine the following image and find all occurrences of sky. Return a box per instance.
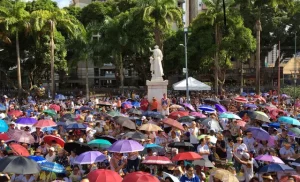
[53,0,70,8]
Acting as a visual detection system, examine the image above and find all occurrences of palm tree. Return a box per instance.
[0,0,30,97]
[138,0,182,49]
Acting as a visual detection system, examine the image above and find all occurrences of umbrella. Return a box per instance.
[169,104,183,109]
[177,116,196,123]
[121,101,133,109]
[113,116,136,130]
[0,120,8,132]
[269,122,280,128]
[172,152,202,161]
[40,162,65,173]
[259,163,294,173]
[107,110,123,117]
[168,111,189,120]
[94,135,117,144]
[129,108,142,115]
[246,127,270,140]
[139,123,163,132]
[193,159,215,167]
[202,118,223,132]
[168,142,194,151]
[131,101,141,108]
[98,101,112,106]
[87,169,122,182]
[254,95,266,103]
[34,119,57,128]
[249,111,270,123]
[243,103,258,108]
[290,127,300,135]
[142,111,161,117]
[142,156,172,165]
[0,156,41,174]
[182,103,196,112]
[234,96,248,103]
[198,105,215,112]
[162,118,184,131]
[15,117,37,125]
[8,110,23,117]
[237,110,253,118]
[210,168,239,182]
[64,142,92,155]
[163,172,180,182]
[204,98,220,105]
[10,143,30,157]
[215,104,227,113]
[74,151,106,164]
[0,133,10,141]
[219,112,241,120]
[88,139,112,148]
[43,109,57,116]
[144,143,162,149]
[123,171,159,182]
[49,104,60,112]
[236,120,246,127]
[79,106,93,111]
[0,104,6,111]
[55,94,66,100]
[255,155,284,164]
[123,131,147,141]
[66,123,86,130]
[107,140,144,153]
[28,155,47,163]
[43,135,65,147]
[189,112,207,118]
[42,127,56,133]
[278,116,300,126]
[9,130,35,144]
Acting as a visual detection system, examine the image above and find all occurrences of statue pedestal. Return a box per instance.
[146,79,168,112]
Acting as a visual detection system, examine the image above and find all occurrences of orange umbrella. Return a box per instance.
[139,123,163,132]
[10,143,30,157]
[162,118,184,131]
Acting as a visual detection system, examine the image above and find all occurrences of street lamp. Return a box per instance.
[183,27,189,103]
[294,32,297,114]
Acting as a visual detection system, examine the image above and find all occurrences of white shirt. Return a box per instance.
[21,175,35,182]
[279,147,295,157]
[197,144,210,160]
[243,137,255,151]
[45,153,56,162]
[189,128,199,144]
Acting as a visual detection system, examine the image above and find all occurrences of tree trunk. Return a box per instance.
[118,53,124,95]
[154,22,162,49]
[16,31,22,98]
[214,24,219,95]
[50,21,55,100]
[255,19,262,95]
[85,59,90,101]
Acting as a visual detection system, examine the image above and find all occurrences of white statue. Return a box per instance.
[149,45,164,80]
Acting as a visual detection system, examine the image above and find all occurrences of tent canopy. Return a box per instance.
[173,77,211,91]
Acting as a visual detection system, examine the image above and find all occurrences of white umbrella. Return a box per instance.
[163,172,180,182]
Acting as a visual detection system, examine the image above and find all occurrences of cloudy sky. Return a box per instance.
[53,0,70,8]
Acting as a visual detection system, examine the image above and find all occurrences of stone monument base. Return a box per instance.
[146,79,168,112]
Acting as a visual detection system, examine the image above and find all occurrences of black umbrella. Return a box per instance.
[113,116,136,130]
[168,142,194,151]
[0,156,41,174]
[128,108,142,115]
[64,142,92,155]
[94,135,117,144]
[123,131,147,141]
[193,159,214,168]
[177,116,196,123]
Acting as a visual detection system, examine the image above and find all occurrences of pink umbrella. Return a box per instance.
[255,155,284,164]
[254,95,266,103]
[190,112,207,118]
[236,120,246,127]
[49,104,60,112]
[142,156,172,165]
[9,130,35,144]
[270,109,286,120]
[33,119,57,128]
[234,96,248,103]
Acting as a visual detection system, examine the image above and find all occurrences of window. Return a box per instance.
[94,68,99,76]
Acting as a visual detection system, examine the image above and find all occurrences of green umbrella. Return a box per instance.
[88,139,112,148]
[43,109,57,117]
[107,110,122,117]
[290,127,300,135]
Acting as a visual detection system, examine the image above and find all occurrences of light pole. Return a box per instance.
[184,27,189,103]
[294,32,297,114]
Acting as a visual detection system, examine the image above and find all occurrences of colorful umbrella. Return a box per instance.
[87,169,122,182]
[249,111,270,123]
[215,104,227,113]
[8,110,23,117]
[236,120,246,127]
[128,108,142,115]
[49,104,60,112]
[278,116,300,126]
[204,98,220,105]
[15,117,37,125]
[64,142,92,155]
[0,119,8,132]
[10,143,30,157]
[246,127,270,140]
[162,118,184,131]
[234,96,248,103]
[0,104,6,111]
[219,112,241,120]
[182,103,196,112]
[280,175,300,182]
[9,130,35,144]
[198,105,215,112]
[142,111,161,117]
[43,135,65,147]
[94,135,117,144]
[169,104,183,109]
[290,127,300,135]
[139,123,163,132]
[259,163,294,173]
[168,111,189,120]
[40,162,65,173]
[107,140,144,153]
[113,116,136,130]
[66,123,86,130]
[243,103,258,108]
[74,151,106,165]
[28,156,47,163]
[0,133,10,141]
[107,110,123,117]
[42,127,56,133]
[144,143,162,149]
[177,116,196,123]
[189,112,207,118]
[0,156,41,174]
[88,139,112,148]
[172,152,202,161]
[142,156,172,165]
[121,102,132,109]
[43,109,57,116]
[33,119,57,128]
[55,94,66,100]
[255,155,284,164]
[122,171,159,182]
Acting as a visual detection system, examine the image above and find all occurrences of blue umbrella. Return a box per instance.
[79,106,93,111]
[40,162,65,173]
[199,105,215,112]
[0,119,8,132]
[0,104,6,111]
[144,143,162,149]
[246,127,270,140]
[142,111,161,117]
[237,110,253,118]
[15,118,37,125]
[55,94,66,100]
[219,112,241,120]
[268,122,280,128]
[66,123,86,129]
[259,163,294,173]
[28,156,47,163]
[215,104,227,113]
[278,116,300,126]
[241,92,247,97]
[243,103,258,109]
[131,101,141,108]
[42,127,56,132]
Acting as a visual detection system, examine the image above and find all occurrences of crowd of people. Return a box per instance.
[0,91,299,182]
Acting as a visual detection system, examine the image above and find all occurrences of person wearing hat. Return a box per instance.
[45,147,56,162]
[233,152,254,182]
[262,173,273,182]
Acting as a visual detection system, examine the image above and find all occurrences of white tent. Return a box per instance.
[173,77,211,91]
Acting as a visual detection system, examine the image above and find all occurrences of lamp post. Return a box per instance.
[184,27,189,103]
[294,32,297,114]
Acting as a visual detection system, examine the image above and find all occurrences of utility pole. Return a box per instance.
[255,20,262,95]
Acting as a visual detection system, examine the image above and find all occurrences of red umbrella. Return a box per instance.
[9,143,30,157]
[254,95,266,103]
[162,118,184,131]
[234,96,248,103]
[87,169,122,182]
[168,111,189,120]
[123,171,159,182]
[270,109,286,120]
[142,156,172,165]
[172,152,202,161]
[280,175,300,182]
[0,133,10,141]
[9,130,35,144]
[8,110,23,117]
[33,119,57,128]
[43,135,65,147]
[49,104,60,112]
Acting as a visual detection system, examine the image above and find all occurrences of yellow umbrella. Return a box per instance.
[209,168,239,182]
[139,123,163,132]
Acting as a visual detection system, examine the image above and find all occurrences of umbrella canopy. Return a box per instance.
[255,155,284,164]
[123,171,159,182]
[168,111,189,120]
[170,104,183,109]
[177,116,196,123]
[280,175,300,182]
[163,172,180,182]
[121,102,133,109]
[49,104,60,111]
[34,119,57,128]
[162,118,184,131]
[123,131,147,141]
[173,77,211,91]
[8,110,23,117]
[28,155,46,163]
[182,103,196,112]
[0,119,8,132]
[94,135,117,144]
[10,143,30,157]
[43,135,65,147]
[190,112,207,118]
[40,162,65,173]
[246,127,270,140]
[129,108,142,115]
[0,133,10,141]
[202,118,223,132]
[142,156,172,165]
[243,103,258,108]
[43,109,57,116]
[248,111,270,122]
[42,127,56,133]
[88,139,112,148]
[210,168,239,182]
[113,116,136,130]
[259,163,294,173]
[0,104,6,111]
[55,94,66,100]
[142,111,161,117]
[168,142,194,150]
[139,123,163,132]
[79,106,93,111]
[66,123,86,130]
[198,105,215,112]
[278,116,300,126]
[9,130,35,144]
[193,159,215,168]
[290,127,300,135]
[0,156,41,174]
[234,96,248,103]
[15,117,37,125]
[172,152,202,161]
[215,104,227,113]
[74,151,106,164]
[107,140,144,153]
[107,110,123,117]
[236,120,247,127]
[87,169,122,182]
[64,142,92,155]
[144,143,162,149]
[219,112,241,120]
[60,113,76,122]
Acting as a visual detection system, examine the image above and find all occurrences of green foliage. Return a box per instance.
[281,86,300,98]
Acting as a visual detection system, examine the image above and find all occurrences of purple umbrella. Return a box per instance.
[107,140,144,153]
[215,104,227,113]
[182,103,195,112]
[15,118,37,125]
[74,151,106,165]
[243,103,258,109]
[246,127,270,140]
[255,155,284,164]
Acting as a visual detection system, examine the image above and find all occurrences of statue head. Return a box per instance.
[154,45,159,49]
